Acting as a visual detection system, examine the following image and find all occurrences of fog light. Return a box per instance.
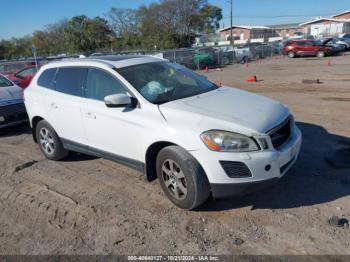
[265,164,271,171]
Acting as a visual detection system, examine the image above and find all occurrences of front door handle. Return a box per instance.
[85,112,96,119]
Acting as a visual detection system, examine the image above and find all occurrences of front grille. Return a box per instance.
[268,116,292,149]
[220,161,252,178]
[0,103,26,117]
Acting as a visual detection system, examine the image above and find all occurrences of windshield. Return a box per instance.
[117,62,218,104]
[0,75,13,87]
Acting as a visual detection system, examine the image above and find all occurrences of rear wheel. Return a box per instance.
[36,120,68,161]
[287,51,296,58]
[156,146,210,210]
[316,50,325,58]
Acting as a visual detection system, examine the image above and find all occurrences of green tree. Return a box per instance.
[64,15,114,53]
[195,5,223,34]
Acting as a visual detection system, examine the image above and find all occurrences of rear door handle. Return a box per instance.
[50,102,58,109]
[85,112,96,119]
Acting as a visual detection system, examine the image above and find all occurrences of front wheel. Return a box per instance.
[156,146,210,210]
[316,51,325,58]
[36,120,69,161]
[287,51,296,58]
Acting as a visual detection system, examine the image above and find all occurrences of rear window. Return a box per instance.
[54,67,85,97]
[37,68,57,89]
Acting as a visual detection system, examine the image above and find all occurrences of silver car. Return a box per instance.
[0,74,28,128]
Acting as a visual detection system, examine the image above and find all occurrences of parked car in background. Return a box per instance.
[0,61,37,75]
[249,43,273,59]
[283,40,336,58]
[0,74,28,129]
[338,36,350,49]
[234,45,251,63]
[24,56,302,210]
[6,66,39,89]
[321,38,348,51]
[193,48,215,69]
[339,33,350,39]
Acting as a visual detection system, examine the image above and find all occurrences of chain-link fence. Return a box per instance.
[138,42,284,70]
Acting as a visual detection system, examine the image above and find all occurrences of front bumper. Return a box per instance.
[211,178,280,199]
[0,103,28,129]
[191,126,302,198]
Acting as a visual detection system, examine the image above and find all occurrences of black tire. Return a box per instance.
[287,51,296,58]
[316,50,325,58]
[240,56,248,64]
[156,146,210,210]
[36,120,68,161]
[198,61,206,70]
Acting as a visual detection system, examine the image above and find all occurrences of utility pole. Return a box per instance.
[230,0,233,45]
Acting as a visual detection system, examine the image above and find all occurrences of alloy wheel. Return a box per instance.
[161,159,188,200]
[39,127,55,155]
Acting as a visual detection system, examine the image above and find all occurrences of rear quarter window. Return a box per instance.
[37,68,57,89]
[54,67,85,97]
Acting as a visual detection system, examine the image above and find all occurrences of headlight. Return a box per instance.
[200,130,260,152]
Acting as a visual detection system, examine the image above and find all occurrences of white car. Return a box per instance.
[24,55,302,210]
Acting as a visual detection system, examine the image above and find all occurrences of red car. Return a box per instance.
[283,40,335,58]
[6,66,39,89]
[0,61,37,75]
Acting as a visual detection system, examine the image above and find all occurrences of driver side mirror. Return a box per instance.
[104,94,137,108]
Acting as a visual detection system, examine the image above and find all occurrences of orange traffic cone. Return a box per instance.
[246,76,258,82]
[204,66,209,73]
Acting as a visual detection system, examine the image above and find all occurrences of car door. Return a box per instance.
[44,67,88,146]
[294,41,307,56]
[80,67,146,164]
[305,41,318,56]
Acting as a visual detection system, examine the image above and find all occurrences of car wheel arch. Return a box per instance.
[31,116,44,143]
[144,141,207,183]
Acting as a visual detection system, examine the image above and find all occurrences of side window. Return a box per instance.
[55,67,85,97]
[17,67,37,78]
[85,68,126,101]
[37,68,57,89]
[0,65,4,73]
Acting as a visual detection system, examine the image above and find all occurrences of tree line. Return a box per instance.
[0,0,222,60]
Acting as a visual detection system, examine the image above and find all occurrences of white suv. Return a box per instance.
[24,55,302,210]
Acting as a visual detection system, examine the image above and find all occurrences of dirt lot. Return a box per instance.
[0,55,350,255]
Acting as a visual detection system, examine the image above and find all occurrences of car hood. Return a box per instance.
[159,87,290,134]
[0,85,23,106]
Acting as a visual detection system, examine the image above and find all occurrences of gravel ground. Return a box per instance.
[0,54,349,255]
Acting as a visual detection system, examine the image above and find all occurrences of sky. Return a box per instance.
[0,0,349,40]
